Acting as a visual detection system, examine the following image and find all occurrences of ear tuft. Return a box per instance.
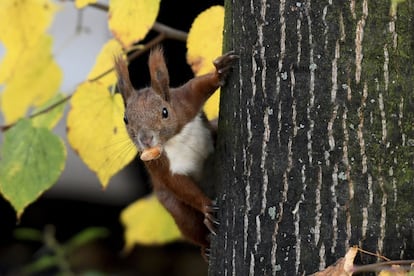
[114,56,133,105]
[148,46,170,102]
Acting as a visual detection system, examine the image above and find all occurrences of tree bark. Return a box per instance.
[210,0,414,275]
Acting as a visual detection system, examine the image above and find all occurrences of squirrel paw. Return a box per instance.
[213,51,239,86]
[201,247,211,262]
[203,204,220,236]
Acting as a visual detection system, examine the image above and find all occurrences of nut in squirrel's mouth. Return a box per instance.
[140,145,162,161]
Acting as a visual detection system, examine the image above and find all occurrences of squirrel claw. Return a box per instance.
[213,51,239,85]
[203,207,218,235]
[213,50,238,64]
[209,200,219,211]
[210,206,220,211]
[204,217,217,236]
[204,202,219,235]
[205,203,219,212]
[206,212,219,225]
[213,51,239,69]
[202,247,211,262]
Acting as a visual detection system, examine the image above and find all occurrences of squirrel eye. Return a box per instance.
[162,107,169,119]
[123,114,128,124]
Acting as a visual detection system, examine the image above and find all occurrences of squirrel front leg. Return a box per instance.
[173,174,217,234]
[190,51,238,94]
[156,188,210,247]
[174,51,239,120]
[164,174,218,234]
[146,158,218,233]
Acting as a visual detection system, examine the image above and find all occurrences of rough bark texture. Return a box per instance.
[210,0,414,275]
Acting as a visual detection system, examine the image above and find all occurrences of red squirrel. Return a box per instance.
[114,47,238,259]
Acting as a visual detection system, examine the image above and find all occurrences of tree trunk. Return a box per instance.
[210,0,414,275]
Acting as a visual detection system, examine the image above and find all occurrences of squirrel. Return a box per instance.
[114,46,238,260]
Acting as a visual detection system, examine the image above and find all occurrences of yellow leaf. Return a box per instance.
[203,92,221,120]
[187,6,224,76]
[75,0,97,9]
[108,0,161,48]
[67,82,137,188]
[0,0,58,51]
[186,5,224,119]
[379,266,409,276]
[0,0,59,85]
[121,194,182,252]
[87,39,124,87]
[0,35,62,124]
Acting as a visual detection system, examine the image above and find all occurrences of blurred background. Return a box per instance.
[0,0,222,274]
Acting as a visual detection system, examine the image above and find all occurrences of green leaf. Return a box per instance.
[65,227,109,253]
[14,228,43,242]
[80,271,106,276]
[0,119,66,218]
[31,93,66,129]
[23,255,58,274]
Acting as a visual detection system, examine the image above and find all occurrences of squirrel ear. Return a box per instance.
[114,56,133,105]
[148,46,170,102]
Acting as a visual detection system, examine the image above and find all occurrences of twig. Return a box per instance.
[352,260,414,273]
[88,2,107,12]
[153,22,188,41]
[88,33,166,83]
[357,247,391,262]
[127,33,166,62]
[88,2,188,41]
[0,94,73,132]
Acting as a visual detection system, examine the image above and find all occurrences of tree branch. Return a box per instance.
[352,260,414,273]
[153,22,188,41]
[0,95,73,132]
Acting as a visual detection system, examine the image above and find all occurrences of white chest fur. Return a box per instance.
[163,114,214,181]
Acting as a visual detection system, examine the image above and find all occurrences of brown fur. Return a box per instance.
[114,47,238,260]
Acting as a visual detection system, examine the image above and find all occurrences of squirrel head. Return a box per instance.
[114,47,179,151]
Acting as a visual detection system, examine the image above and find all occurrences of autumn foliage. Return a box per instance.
[0,0,224,249]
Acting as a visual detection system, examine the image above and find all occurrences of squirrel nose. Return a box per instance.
[138,131,154,148]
